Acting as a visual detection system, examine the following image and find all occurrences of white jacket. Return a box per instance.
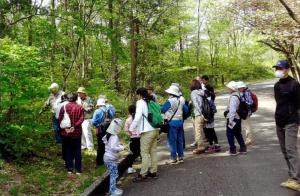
[129,99,155,134]
[103,134,124,162]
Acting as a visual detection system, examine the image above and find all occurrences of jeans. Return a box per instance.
[226,119,246,152]
[128,138,141,167]
[53,115,62,143]
[105,161,118,193]
[168,124,184,160]
[277,123,300,182]
[96,132,105,166]
[64,137,82,172]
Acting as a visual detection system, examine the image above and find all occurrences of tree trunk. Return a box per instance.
[130,13,139,100]
[49,0,56,82]
[196,0,201,75]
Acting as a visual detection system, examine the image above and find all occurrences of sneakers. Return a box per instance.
[76,172,82,176]
[127,167,136,174]
[166,159,178,165]
[190,142,197,147]
[110,188,123,196]
[239,147,247,154]
[146,172,158,179]
[281,179,300,191]
[205,145,215,153]
[193,148,206,154]
[178,158,184,163]
[214,145,221,152]
[227,150,238,156]
[133,174,147,183]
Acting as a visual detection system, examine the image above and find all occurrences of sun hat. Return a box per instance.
[236,81,247,89]
[226,81,238,91]
[106,118,123,135]
[165,84,181,96]
[77,87,86,94]
[48,83,59,90]
[96,98,106,106]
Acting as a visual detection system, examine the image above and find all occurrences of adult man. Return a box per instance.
[273,60,300,191]
[92,98,115,167]
[58,92,84,174]
[77,87,94,150]
[40,83,65,143]
[236,81,254,145]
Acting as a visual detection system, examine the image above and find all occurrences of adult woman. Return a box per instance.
[190,79,207,154]
[129,88,159,182]
[161,84,188,164]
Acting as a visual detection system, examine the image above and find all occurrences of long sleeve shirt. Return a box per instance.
[226,92,240,125]
[44,91,65,113]
[77,96,94,119]
[58,102,84,138]
[125,115,140,138]
[103,135,124,162]
[190,89,205,117]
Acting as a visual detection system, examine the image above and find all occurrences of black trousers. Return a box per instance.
[96,133,105,166]
[64,137,82,172]
[128,138,141,167]
[204,128,219,145]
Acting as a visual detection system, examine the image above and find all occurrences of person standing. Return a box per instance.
[161,84,188,164]
[190,79,207,154]
[40,83,65,143]
[58,92,84,174]
[130,88,158,182]
[236,81,254,146]
[147,86,158,102]
[77,87,94,150]
[224,81,247,156]
[92,98,115,167]
[273,60,300,191]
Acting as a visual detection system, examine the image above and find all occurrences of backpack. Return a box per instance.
[99,109,113,133]
[233,95,248,120]
[201,96,216,123]
[183,100,192,120]
[250,91,258,113]
[146,100,163,128]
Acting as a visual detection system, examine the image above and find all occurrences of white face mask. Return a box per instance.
[275,70,285,78]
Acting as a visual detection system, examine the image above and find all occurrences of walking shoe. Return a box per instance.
[178,158,184,163]
[127,167,136,174]
[76,172,82,176]
[214,144,221,152]
[193,148,206,154]
[239,147,247,154]
[227,150,238,156]
[205,145,215,153]
[115,188,124,195]
[190,142,197,147]
[110,188,123,196]
[133,174,147,183]
[283,179,300,191]
[147,172,159,179]
[280,178,294,187]
[166,159,178,165]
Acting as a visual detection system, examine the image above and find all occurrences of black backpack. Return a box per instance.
[100,110,113,133]
[201,96,215,123]
[233,95,248,120]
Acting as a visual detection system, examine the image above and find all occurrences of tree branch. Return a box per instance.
[277,0,300,25]
[258,40,284,52]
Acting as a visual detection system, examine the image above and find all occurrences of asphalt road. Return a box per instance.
[120,80,299,196]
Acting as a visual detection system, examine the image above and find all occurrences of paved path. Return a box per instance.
[120,80,299,196]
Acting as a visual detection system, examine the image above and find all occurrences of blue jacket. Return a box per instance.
[92,105,115,128]
[161,99,188,127]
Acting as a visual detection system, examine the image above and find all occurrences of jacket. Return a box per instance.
[274,76,300,127]
[77,96,94,119]
[226,92,240,125]
[129,99,155,134]
[191,89,205,117]
[103,134,124,162]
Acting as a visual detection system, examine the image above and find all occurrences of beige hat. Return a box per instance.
[48,83,59,90]
[106,118,123,135]
[77,87,86,94]
[236,81,247,89]
[165,85,181,96]
[226,81,238,91]
[96,98,106,106]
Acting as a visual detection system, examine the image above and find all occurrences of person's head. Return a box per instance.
[77,87,87,99]
[201,75,209,85]
[236,81,247,92]
[147,86,154,94]
[273,60,290,79]
[165,84,180,97]
[106,118,123,135]
[128,104,136,116]
[196,76,201,82]
[136,87,149,100]
[61,94,68,103]
[226,81,237,93]
[48,83,59,95]
[96,98,106,108]
[190,79,202,91]
[67,92,78,102]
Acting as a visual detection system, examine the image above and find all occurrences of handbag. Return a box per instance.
[60,105,71,129]
[160,100,180,133]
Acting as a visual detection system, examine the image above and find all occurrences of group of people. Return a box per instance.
[41,59,300,195]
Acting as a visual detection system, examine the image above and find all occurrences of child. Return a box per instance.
[125,105,140,174]
[103,118,124,196]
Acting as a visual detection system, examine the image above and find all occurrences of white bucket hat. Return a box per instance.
[106,118,123,135]
[226,81,238,91]
[165,84,180,96]
[96,98,106,106]
[48,83,59,90]
[236,81,247,89]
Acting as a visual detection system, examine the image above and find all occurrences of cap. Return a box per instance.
[273,60,290,69]
[77,87,86,94]
[48,83,59,90]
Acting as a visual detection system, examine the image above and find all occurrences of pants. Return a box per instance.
[276,123,300,182]
[140,130,159,176]
[96,133,105,166]
[242,117,252,142]
[226,119,246,152]
[61,135,67,164]
[128,138,141,167]
[168,125,184,160]
[53,115,62,143]
[204,128,219,145]
[194,116,206,149]
[81,119,94,150]
[64,137,82,172]
[105,161,118,193]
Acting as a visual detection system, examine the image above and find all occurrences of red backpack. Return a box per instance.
[250,91,258,113]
